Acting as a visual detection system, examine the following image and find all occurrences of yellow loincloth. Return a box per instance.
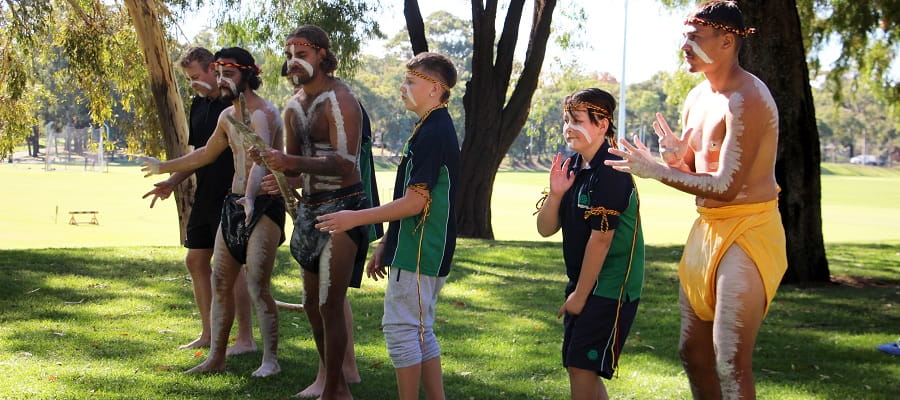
[678,199,787,321]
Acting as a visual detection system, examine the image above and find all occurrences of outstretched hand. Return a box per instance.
[315,210,357,234]
[139,156,162,177]
[605,136,664,179]
[653,112,690,165]
[549,152,575,197]
[142,180,175,208]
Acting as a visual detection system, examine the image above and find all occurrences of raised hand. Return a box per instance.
[549,152,575,197]
[653,112,690,165]
[605,135,665,179]
[139,156,162,177]
[142,180,175,208]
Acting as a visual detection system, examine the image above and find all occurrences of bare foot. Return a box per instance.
[343,365,361,385]
[295,365,360,398]
[226,339,257,356]
[184,357,225,374]
[251,360,281,377]
[178,336,210,350]
[294,378,325,398]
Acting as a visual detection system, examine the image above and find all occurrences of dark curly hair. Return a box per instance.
[286,25,338,74]
[213,47,261,90]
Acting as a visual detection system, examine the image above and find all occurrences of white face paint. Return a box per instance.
[685,39,714,64]
[566,122,593,145]
[216,64,238,95]
[287,45,315,77]
[190,80,213,96]
[401,84,417,107]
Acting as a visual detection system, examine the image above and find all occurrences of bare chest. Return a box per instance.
[685,96,729,171]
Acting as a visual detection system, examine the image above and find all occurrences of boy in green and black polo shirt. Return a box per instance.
[536,88,644,399]
[315,52,459,399]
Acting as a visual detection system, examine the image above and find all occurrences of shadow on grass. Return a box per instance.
[1,241,897,399]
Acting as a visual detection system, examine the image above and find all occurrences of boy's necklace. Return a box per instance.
[401,103,448,161]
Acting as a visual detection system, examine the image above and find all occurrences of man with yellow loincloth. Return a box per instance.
[605,1,787,399]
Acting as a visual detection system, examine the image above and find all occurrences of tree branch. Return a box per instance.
[63,0,94,26]
[404,0,429,54]
[494,0,525,95]
[503,0,556,137]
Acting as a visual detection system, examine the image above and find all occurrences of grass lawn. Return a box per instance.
[0,242,897,399]
[0,160,898,399]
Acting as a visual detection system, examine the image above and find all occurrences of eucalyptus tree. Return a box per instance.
[1,0,380,240]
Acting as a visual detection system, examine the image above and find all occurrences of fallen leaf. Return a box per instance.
[228,337,236,342]
[92,343,99,348]
[369,361,383,369]
[120,333,129,337]
[48,376,57,381]
[155,365,171,371]
[453,301,466,307]
[193,350,204,358]
[460,371,472,376]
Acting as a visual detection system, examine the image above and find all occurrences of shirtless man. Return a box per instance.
[142,46,256,356]
[140,46,285,377]
[254,25,367,399]
[605,1,787,398]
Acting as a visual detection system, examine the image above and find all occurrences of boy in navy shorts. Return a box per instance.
[315,52,459,400]
[535,88,644,400]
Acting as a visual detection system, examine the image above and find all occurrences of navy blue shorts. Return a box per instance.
[562,295,640,379]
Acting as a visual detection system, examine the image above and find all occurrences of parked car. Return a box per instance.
[849,155,883,166]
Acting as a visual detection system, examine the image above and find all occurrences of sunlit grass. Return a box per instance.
[1,242,897,399]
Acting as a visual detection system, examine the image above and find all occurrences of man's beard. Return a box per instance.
[218,80,247,103]
[289,68,314,87]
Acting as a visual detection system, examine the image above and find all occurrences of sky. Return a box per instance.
[176,0,691,84]
[176,1,893,88]
[366,0,690,84]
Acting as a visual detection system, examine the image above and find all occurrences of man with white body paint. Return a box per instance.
[142,46,256,356]
[140,47,285,377]
[253,25,367,399]
[606,1,787,399]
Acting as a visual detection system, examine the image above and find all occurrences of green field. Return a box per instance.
[1,161,898,399]
[2,161,899,248]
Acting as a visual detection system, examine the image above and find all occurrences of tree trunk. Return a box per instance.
[123,0,193,243]
[456,0,556,239]
[404,0,429,54]
[740,0,829,283]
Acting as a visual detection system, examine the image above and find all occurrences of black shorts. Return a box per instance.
[184,197,225,249]
[562,295,640,379]
[290,184,370,288]
[220,194,286,264]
